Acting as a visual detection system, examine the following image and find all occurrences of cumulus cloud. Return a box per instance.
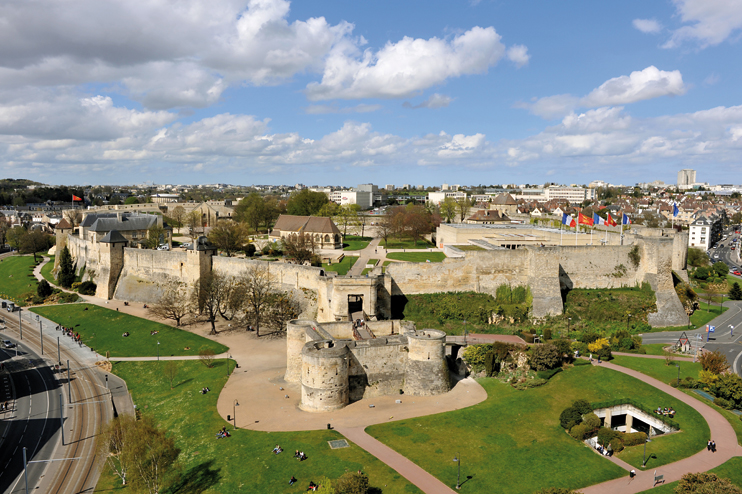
[402,93,453,109]
[633,18,663,34]
[520,66,685,119]
[506,45,530,67]
[663,0,742,48]
[304,26,508,100]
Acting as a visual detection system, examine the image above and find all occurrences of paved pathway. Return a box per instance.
[580,359,741,494]
[347,238,382,276]
[337,427,458,494]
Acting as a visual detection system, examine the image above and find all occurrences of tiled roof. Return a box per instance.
[271,215,341,235]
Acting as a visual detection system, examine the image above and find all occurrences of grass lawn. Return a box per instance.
[691,305,728,327]
[455,245,485,251]
[564,284,657,326]
[342,235,373,251]
[95,360,421,494]
[322,256,358,276]
[639,456,742,493]
[610,355,742,446]
[380,238,435,250]
[639,344,673,356]
[40,255,56,285]
[367,365,708,494]
[0,255,40,306]
[30,304,228,358]
[386,252,446,263]
[361,259,379,276]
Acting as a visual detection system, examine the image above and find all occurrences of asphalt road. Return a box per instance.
[710,227,741,273]
[0,335,63,494]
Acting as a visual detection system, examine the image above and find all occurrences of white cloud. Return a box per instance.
[303,103,382,114]
[403,93,453,109]
[506,45,530,67]
[663,0,742,48]
[632,18,663,34]
[520,66,685,119]
[703,72,721,86]
[305,26,508,100]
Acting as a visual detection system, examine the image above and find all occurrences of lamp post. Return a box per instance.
[568,317,571,337]
[157,341,160,361]
[675,363,680,385]
[453,452,461,489]
[36,315,43,355]
[233,399,239,430]
[642,438,649,467]
[627,313,631,332]
[18,307,22,340]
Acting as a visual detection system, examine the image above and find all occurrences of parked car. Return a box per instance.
[735,271,742,276]
[2,340,15,348]
[157,244,170,251]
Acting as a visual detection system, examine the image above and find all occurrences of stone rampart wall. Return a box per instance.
[557,245,641,290]
[347,338,407,401]
[114,248,192,302]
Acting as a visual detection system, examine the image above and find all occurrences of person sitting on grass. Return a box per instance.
[307,481,317,491]
[294,450,300,458]
[299,451,307,461]
[273,445,283,454]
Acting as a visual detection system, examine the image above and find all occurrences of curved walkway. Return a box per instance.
[580,359,741,494]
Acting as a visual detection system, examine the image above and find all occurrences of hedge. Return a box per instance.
[590,398,679,430]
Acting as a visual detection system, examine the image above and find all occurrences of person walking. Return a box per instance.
[712,440,716,453]
[708,440,712,451]
[629,469,636,479]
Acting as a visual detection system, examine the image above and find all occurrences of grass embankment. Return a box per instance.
[455,245,485,251]
[386,252,446,263]
[361,259,379,276]
[40,255,56,285]
[639,457,742,493]
[611,355,742,445]
[0,255,40,306]
[30,304,227,358]
[95,360,421,494]
[397,292,499,334]
[564,284,657,329]
[380,239,435,250]
[322,256,358,276]
[342,235,372,251]
[368,365,708,493]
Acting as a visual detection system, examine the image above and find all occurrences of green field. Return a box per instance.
[639,456,742,493]
[691,305,728,327]
[342,235,372,251]
[361,259,380,276]
[322,255,359,275]
[0,255,40,306]
[368,365,709,493]
[381,239,435,250]
[455,245,485,251]
[611,355,742,445]
[30,304,228,358]
[40,256,56,285]
[95,360,421,494]
[564,284,657,326]
[386,252,446,263]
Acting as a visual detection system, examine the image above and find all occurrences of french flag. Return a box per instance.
[593,213,606,226]
[562,213,576,228]
[622,213,631,225]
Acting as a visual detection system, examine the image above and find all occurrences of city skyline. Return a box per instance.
[1,0,741,186]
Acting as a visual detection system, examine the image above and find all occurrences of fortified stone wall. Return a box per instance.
[347,338,407,401]
[557,245,641,290]
[113,248,195,302]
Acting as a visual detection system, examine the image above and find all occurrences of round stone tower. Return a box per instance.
[300,340,350,412]
[403,329,450,396]
[285,320,314,383]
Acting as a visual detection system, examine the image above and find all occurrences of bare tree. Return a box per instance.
[282,234,316,265]
[240,264,276,337]
[185,210,201,243]
[150,284,190,326]
[163,361,178,389]
[125,416,180,494]
[335,204,360,238]
[377,210,396,248]
[191,272,235,334]
[97,414,137,486]
[63,209,83,227]
[457,197,472,223]
[170,206,186,232]
[198,348,215,368]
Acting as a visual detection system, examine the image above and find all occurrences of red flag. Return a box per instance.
[605,213,617,227]
[578,213,594,226]
[72,195,82,201]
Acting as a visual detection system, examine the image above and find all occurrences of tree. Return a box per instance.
[20,230,52,262]
[185,210,202,242]
[334,204,360,238]
[699,349,730,375]
[192,272,231,334]
[6,225,26,250]
[729,282,742,301]
[404,205,433,246]
[457,197,472,223]
[207,221,247,257]
[240,264,276,337]
[439,197,457,223]
[37,279,52,298]
[530,343,563,371]
[334,472,370,494]
[677,472,742,494]
[687,247,709,268]
[163,361,178,389]
[703,284,720,311]
[150,284,190,326]
[124,196,139,205]
[98,414,137,486]
[282,234,315,265]
[317,201,341,218]
[63,209,83,227]
[170,206,186,231]
[0,220,8,249]
[713,261,729,279]
[125,415,180,494]
[234,192,266,234]
[58,245,76,288]
[286,189,329,216]
[198,348,215,368]
[143,224,166,249]
[376,210,396,247]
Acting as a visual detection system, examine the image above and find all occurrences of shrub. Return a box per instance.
[37,279,52,298]
[700,349,731,375]
[572,399,593,415]
[623,432,647,446]
[543,328,552,340]
[462,344,491,367]
[560,407,582,429]
[670,379,680,388]
[582,413,601,430]
[569,423,589,440]
[522,332,535,343]
[77,281,97,295]
[58,292,79,303]
[530,343,563,371]
[596,346,613,361]
[71,281,82,291]
[244,243,256,257]
[588,337,610,353]
[552,338,572,358]
[619,337,635,351]
[512,378,547,390]
[334,471,369,494]
[609,437,624,453]
[597,427,619,446]
[714,397,734,410]
[677,472,742,494]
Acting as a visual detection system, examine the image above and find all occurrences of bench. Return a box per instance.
[654,474,664,486]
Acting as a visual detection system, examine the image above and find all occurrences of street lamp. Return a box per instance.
[568,317,572,336]
[642,438,650,467]
[157,341,160,361]
[627,313,631,332]
[233,399,239,430]
[18,307,22,340]
[453,452,461,489]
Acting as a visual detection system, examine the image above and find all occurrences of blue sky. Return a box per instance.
[0,0,741,187]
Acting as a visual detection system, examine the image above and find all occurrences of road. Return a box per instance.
[710,226,740,273]
[0,301,113,494]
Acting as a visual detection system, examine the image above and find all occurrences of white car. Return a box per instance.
[2,340,15,348]
[157,244,170,251]
[714,254,720,259]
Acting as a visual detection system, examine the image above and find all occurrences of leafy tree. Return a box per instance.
[439,197,457,223]
[404,204,434,245]
[694,266,710,280]
[710,373,742,408]
[6,225,26,250]
[244,243,256,257]
[572,399,593,415]
[729,282,742,301]
[170,206,186,230]
[286,189,329,216]
[559,407,582,429]
[234,192,266,233]
[124,415,180,494]
[530,343,563,371]
[334,204,360,238]
[198,348,215,368]
[317,201,341,218]
[677,472,742,494]
[58,245,76,288]
[334,471,370,494]
[143,224,166,249]
[37,279,52,298]
[20,230,52,262]
[207,221,247,257]
[713,261,729,278]
[98,414,137,486]
[124,196,139,205]
[699,349,730,375]
[687,247,709,268]
[457,197,472,223]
